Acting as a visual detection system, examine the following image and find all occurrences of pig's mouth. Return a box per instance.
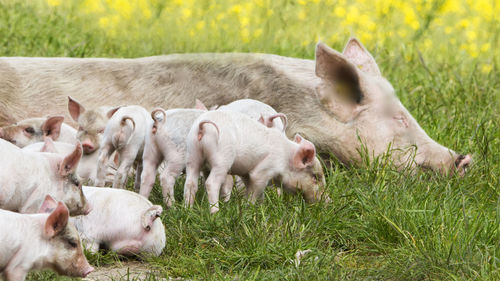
[82,144,96,154]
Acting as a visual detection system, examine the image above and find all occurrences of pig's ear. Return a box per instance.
[44,202,69,238]
[194,99,208,111]
[68,96,85,122]
[42,116,64,140]
[315,42,363,104]
[342,37,381,76]
[294,134,303,144]
[39,194,58,213]
[41,138,57,153]
[107,106,122,119]
[293,138,316,169]
[142,205,163,231]
[258,115,265,125]
[59,142,82,176]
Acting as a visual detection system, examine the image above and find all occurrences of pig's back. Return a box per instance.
[163,109,204,148]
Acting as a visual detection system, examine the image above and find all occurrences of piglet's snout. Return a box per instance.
[455,154,472,176]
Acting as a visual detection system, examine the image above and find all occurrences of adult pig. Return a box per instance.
[0,38,471,174]
[0,201,93,281]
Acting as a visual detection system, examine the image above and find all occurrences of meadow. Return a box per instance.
[0,0,498,280]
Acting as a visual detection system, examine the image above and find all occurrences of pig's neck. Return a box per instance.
[19,155,55,213]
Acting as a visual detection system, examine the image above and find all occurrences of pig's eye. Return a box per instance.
[24,127,35,134]
[98,128,104,134]
[393,116,409,128]
[67,238,77,248]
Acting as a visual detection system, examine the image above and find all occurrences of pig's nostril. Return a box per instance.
[454,154,466,168]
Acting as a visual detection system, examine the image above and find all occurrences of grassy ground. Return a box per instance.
[1,1,498,280]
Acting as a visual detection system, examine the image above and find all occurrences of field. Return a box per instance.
[1,0,498,280]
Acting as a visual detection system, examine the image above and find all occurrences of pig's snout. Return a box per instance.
[81,141,95,154]
[81,265,94,277]
[454,154,472,176]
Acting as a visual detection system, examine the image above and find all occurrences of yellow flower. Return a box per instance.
[196,21,205,31]
[480,64,493,74]
[182,8,192,19]
[47,0,61,7]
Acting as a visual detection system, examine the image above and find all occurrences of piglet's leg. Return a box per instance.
[111,239,143,255]
[4,268,27,281]
[133,159,143,192]
[140,151,163,199]
[160,163,183,208]
[220,175,234,202]
[246,163,274,203]
[205,167,229,214]
[184,164,201,208]
[95,143,115,187]
[113,147,140,189]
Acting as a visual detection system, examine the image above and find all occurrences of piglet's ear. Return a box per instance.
[194,99,208,111]
[294,134,303,144]
[42,116,64,141]
[293,138,316,169]
[68,96,85,122]
[258,115,265,125]
[59,142,82,176]
[107,106,122,119]
[142,205,163,231]
[44,202,69,238]
[39,194,58,213]
[41,138,57,153]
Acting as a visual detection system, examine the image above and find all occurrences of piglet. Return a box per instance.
[0,200,93,281]
[64,186,165,256]
[95,105,153,190]
[0,116,77,147]
[22,139,116,185]
[0,139,90,216]
[140,108,233,208]
[218,99,287,132]
[184,110,327,214]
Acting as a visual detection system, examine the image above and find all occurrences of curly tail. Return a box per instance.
[268,113,288,132]
[197,120,220,142]
[112,116,135,149]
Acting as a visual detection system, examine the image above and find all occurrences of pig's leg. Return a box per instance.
[140,148,163,199]
[133,159,143,192]
[184,159,202,208]
[111,239,143,255]
[95,142,115,187]
[4,267,27,281]
[113,147,140,189]
[220,175,234,202]
[246,163,274,203]
[205,167,229,214]
[160,163,183,208]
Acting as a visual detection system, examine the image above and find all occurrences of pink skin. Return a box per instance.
[70,186,165,256]
[0,200,93,281]
[95,106,153,190]
[184,110,326,214]
[0,116,77,148]
[140,108,235,208]
[0,139,90,216]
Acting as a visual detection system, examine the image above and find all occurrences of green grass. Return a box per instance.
[1,1,498,280]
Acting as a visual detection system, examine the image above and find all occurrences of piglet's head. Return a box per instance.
[40,198,94,278]
[282,134,328,203]
[0,116,64,148]
[68,96,107,154]
[45,141,91,216]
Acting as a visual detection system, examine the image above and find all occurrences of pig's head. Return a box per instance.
[39,197,94,278]
[314,38,472,175]
[68,96,108,154]
[281,134,327,203]
[44,140,91,216]
[0,116,65,148]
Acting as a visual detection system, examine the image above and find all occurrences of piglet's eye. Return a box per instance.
[24,127,35,134]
